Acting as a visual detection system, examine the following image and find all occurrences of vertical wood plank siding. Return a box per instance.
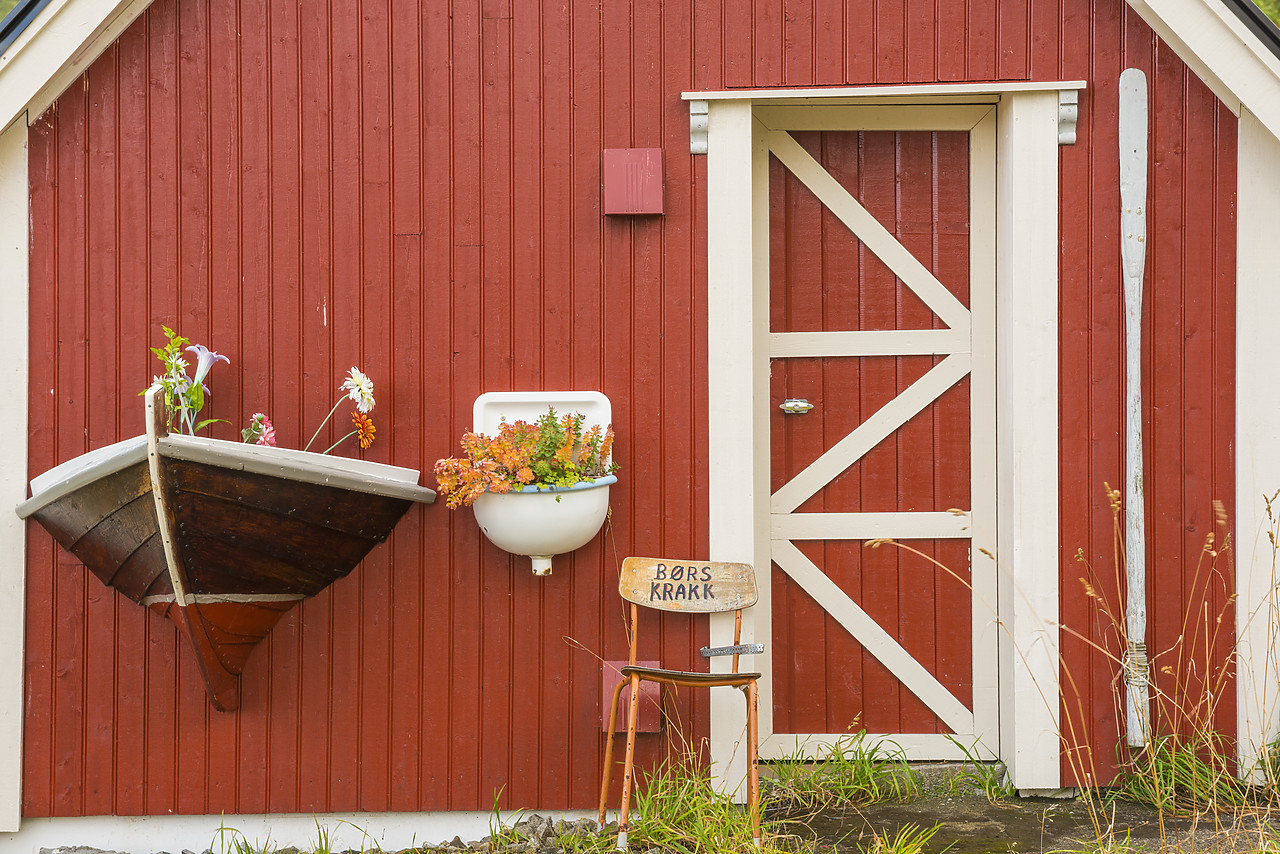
[24,0,1235,813]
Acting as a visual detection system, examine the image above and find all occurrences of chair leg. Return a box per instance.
[746,680,761,848]
[616,673,644,851]
[598,677,629,829]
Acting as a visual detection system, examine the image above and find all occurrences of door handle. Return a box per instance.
[780,399,814,414]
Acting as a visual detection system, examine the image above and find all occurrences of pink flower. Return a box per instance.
[256,414,277,447]
[242,412,277,447]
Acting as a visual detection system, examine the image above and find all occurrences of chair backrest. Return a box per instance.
[618,557,757,613]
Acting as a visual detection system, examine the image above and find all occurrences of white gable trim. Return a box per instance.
[0,0,152,133]
[1126,0,1280,140]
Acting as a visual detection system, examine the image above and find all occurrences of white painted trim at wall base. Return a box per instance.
[1235,106,1280,783]
[0,115,30,834]
[0,809,610,854]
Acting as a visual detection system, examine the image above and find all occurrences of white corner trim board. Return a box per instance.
[1235,107,1280,782]
[0,116,29,835]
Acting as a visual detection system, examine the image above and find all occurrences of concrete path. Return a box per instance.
[777,794,1278,853]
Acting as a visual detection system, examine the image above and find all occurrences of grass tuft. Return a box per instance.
[1113,732,1246,815]
[211,820,276,854]
[765,731,920,809]
[857,822,940,854]
[622,756,801,853]
[944,735,1014,801]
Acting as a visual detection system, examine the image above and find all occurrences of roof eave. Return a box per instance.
[1126,0,1280,140]
[0,0,152,133]
[2,0,1279,142]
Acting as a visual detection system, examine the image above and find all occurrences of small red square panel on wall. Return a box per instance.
[601,660,662,732]
[603,148,663,215]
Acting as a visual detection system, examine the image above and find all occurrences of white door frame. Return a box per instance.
[688,81,1082,794]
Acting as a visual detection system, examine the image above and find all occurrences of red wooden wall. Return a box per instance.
[24,0,1235,815]
[1056,16,1237,785]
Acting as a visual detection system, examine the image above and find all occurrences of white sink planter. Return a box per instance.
[468,390,616,575]
[472,474,617,575]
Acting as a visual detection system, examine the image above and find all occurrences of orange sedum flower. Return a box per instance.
[434,405,619,508]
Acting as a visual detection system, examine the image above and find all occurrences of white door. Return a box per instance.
[706,104,1001,779]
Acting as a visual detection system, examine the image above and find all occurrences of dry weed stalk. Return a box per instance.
[875,485,1280,853]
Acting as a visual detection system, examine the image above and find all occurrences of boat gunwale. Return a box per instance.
[160,434,436,505]
[18,433,436,520]
[16,437,149,519]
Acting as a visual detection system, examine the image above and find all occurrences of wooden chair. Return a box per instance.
[597,556,763,849]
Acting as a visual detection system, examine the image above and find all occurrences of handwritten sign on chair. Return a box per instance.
[618,557,757,612]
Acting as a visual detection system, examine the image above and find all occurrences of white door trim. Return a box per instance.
[702,85,1066,796]
[994,91,1062,792]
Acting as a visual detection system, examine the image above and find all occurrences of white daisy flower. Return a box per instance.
[342,366,376,413]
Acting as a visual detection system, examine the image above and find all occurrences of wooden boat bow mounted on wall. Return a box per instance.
[18,388,436,711]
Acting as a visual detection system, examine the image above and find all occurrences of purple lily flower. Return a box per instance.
[185,344,229,386]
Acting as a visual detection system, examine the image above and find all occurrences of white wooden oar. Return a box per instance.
[1119,67,1150,749]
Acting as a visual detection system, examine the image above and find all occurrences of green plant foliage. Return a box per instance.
[311,819,332,854]
[483,772,805,854]
[1048,835,1139,854]
[147,325,229,435]
[211,819,277,854]
[485,788,529,849]
[858,822,940,854]
[1254,0,1280,25]
[765,730,920,808]
[944,735,1015,801]
[1114,732,1246,815]
[622,757,796,854]
[434,406,618,507]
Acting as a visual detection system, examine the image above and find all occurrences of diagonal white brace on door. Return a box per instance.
[772,539,974,734]
[771,353,972,514]
[765,129,972,334]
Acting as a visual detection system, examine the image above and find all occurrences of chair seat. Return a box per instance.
[621,664,761,685]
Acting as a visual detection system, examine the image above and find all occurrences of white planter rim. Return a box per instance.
[499,474,617,495]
